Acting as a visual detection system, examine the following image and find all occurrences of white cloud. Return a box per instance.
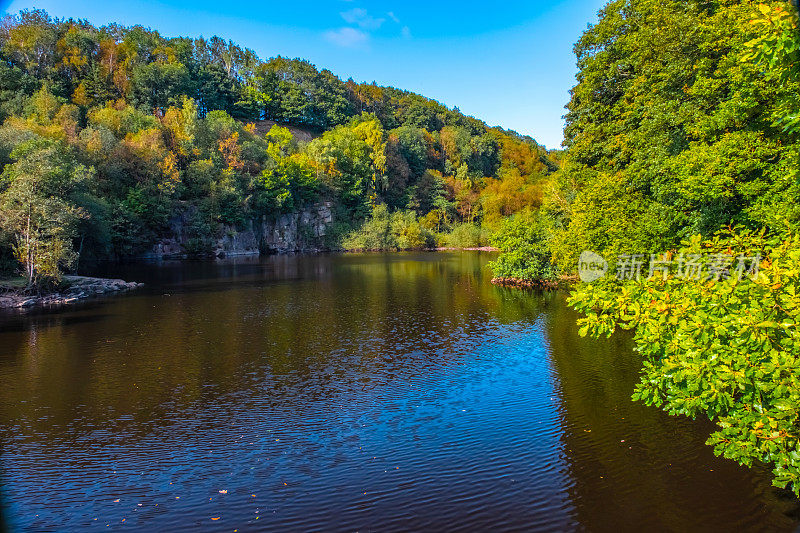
[385,11,410,38]
[324,27,369,48]
[340,8,384,30]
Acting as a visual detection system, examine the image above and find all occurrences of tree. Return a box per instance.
[129,61,191,112]
[392,124,428,177]
[306,115,386,219]
[196,63,238,116]
[480,168,544,228]
[255,154,319,214]
[569,227,800,496]
[488,210,557,282]
[2,9,58,78]
[0,138,90,287]
[551,0,800,271]
[745,3,800,136]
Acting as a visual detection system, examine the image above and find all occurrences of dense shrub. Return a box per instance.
[438,223,489,248]
[342,204,434,251]
[488,210,557,281]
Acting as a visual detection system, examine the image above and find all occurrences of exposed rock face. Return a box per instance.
[250,120,317,143]
[0,276,144,310]
[144,203,334,260]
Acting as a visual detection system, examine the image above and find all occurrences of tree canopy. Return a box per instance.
[0,9,560,279]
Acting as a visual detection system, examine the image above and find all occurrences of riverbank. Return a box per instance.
[0,276,143,310]
[491,275,578,290]
[435,246,498,252]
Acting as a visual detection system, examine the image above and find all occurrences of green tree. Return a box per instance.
[306,115,385,219]
[255,154,318,214]
[392,124,428,177]
[0,138,91,286]
[745,3,800,136]
[569,227,800,495]
[488,210,557,282]
[341,203,433,251]
[551,0,800,270]
[129,61,192,112]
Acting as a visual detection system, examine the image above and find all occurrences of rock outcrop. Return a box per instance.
[144,202,334,260]
[0,276,143,310]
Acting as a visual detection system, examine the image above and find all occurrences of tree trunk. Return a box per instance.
[25,203,32,286]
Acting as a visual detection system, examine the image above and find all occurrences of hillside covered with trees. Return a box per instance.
[0,9,559,285]
[492,0,800,498]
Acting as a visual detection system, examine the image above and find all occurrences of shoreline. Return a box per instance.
[434,246,498,252]
[145,246,499,260]
[323,246,499,254]
[0,276,143,310]
[491,275,578,291]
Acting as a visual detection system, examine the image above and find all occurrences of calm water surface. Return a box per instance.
[0,252,797,532]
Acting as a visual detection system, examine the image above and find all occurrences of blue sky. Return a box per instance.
[2,0,608,149]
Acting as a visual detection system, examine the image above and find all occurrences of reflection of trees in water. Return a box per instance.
[487,285,557,325]
[543,299,799,531]
[0,252,547,442]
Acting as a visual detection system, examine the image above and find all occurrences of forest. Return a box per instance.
[0,9,559,285]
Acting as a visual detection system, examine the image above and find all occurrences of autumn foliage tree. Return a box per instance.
[0,8,560,273]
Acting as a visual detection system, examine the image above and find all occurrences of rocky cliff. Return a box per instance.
[144,202,334,260]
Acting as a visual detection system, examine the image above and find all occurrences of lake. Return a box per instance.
[0,252,797,531]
